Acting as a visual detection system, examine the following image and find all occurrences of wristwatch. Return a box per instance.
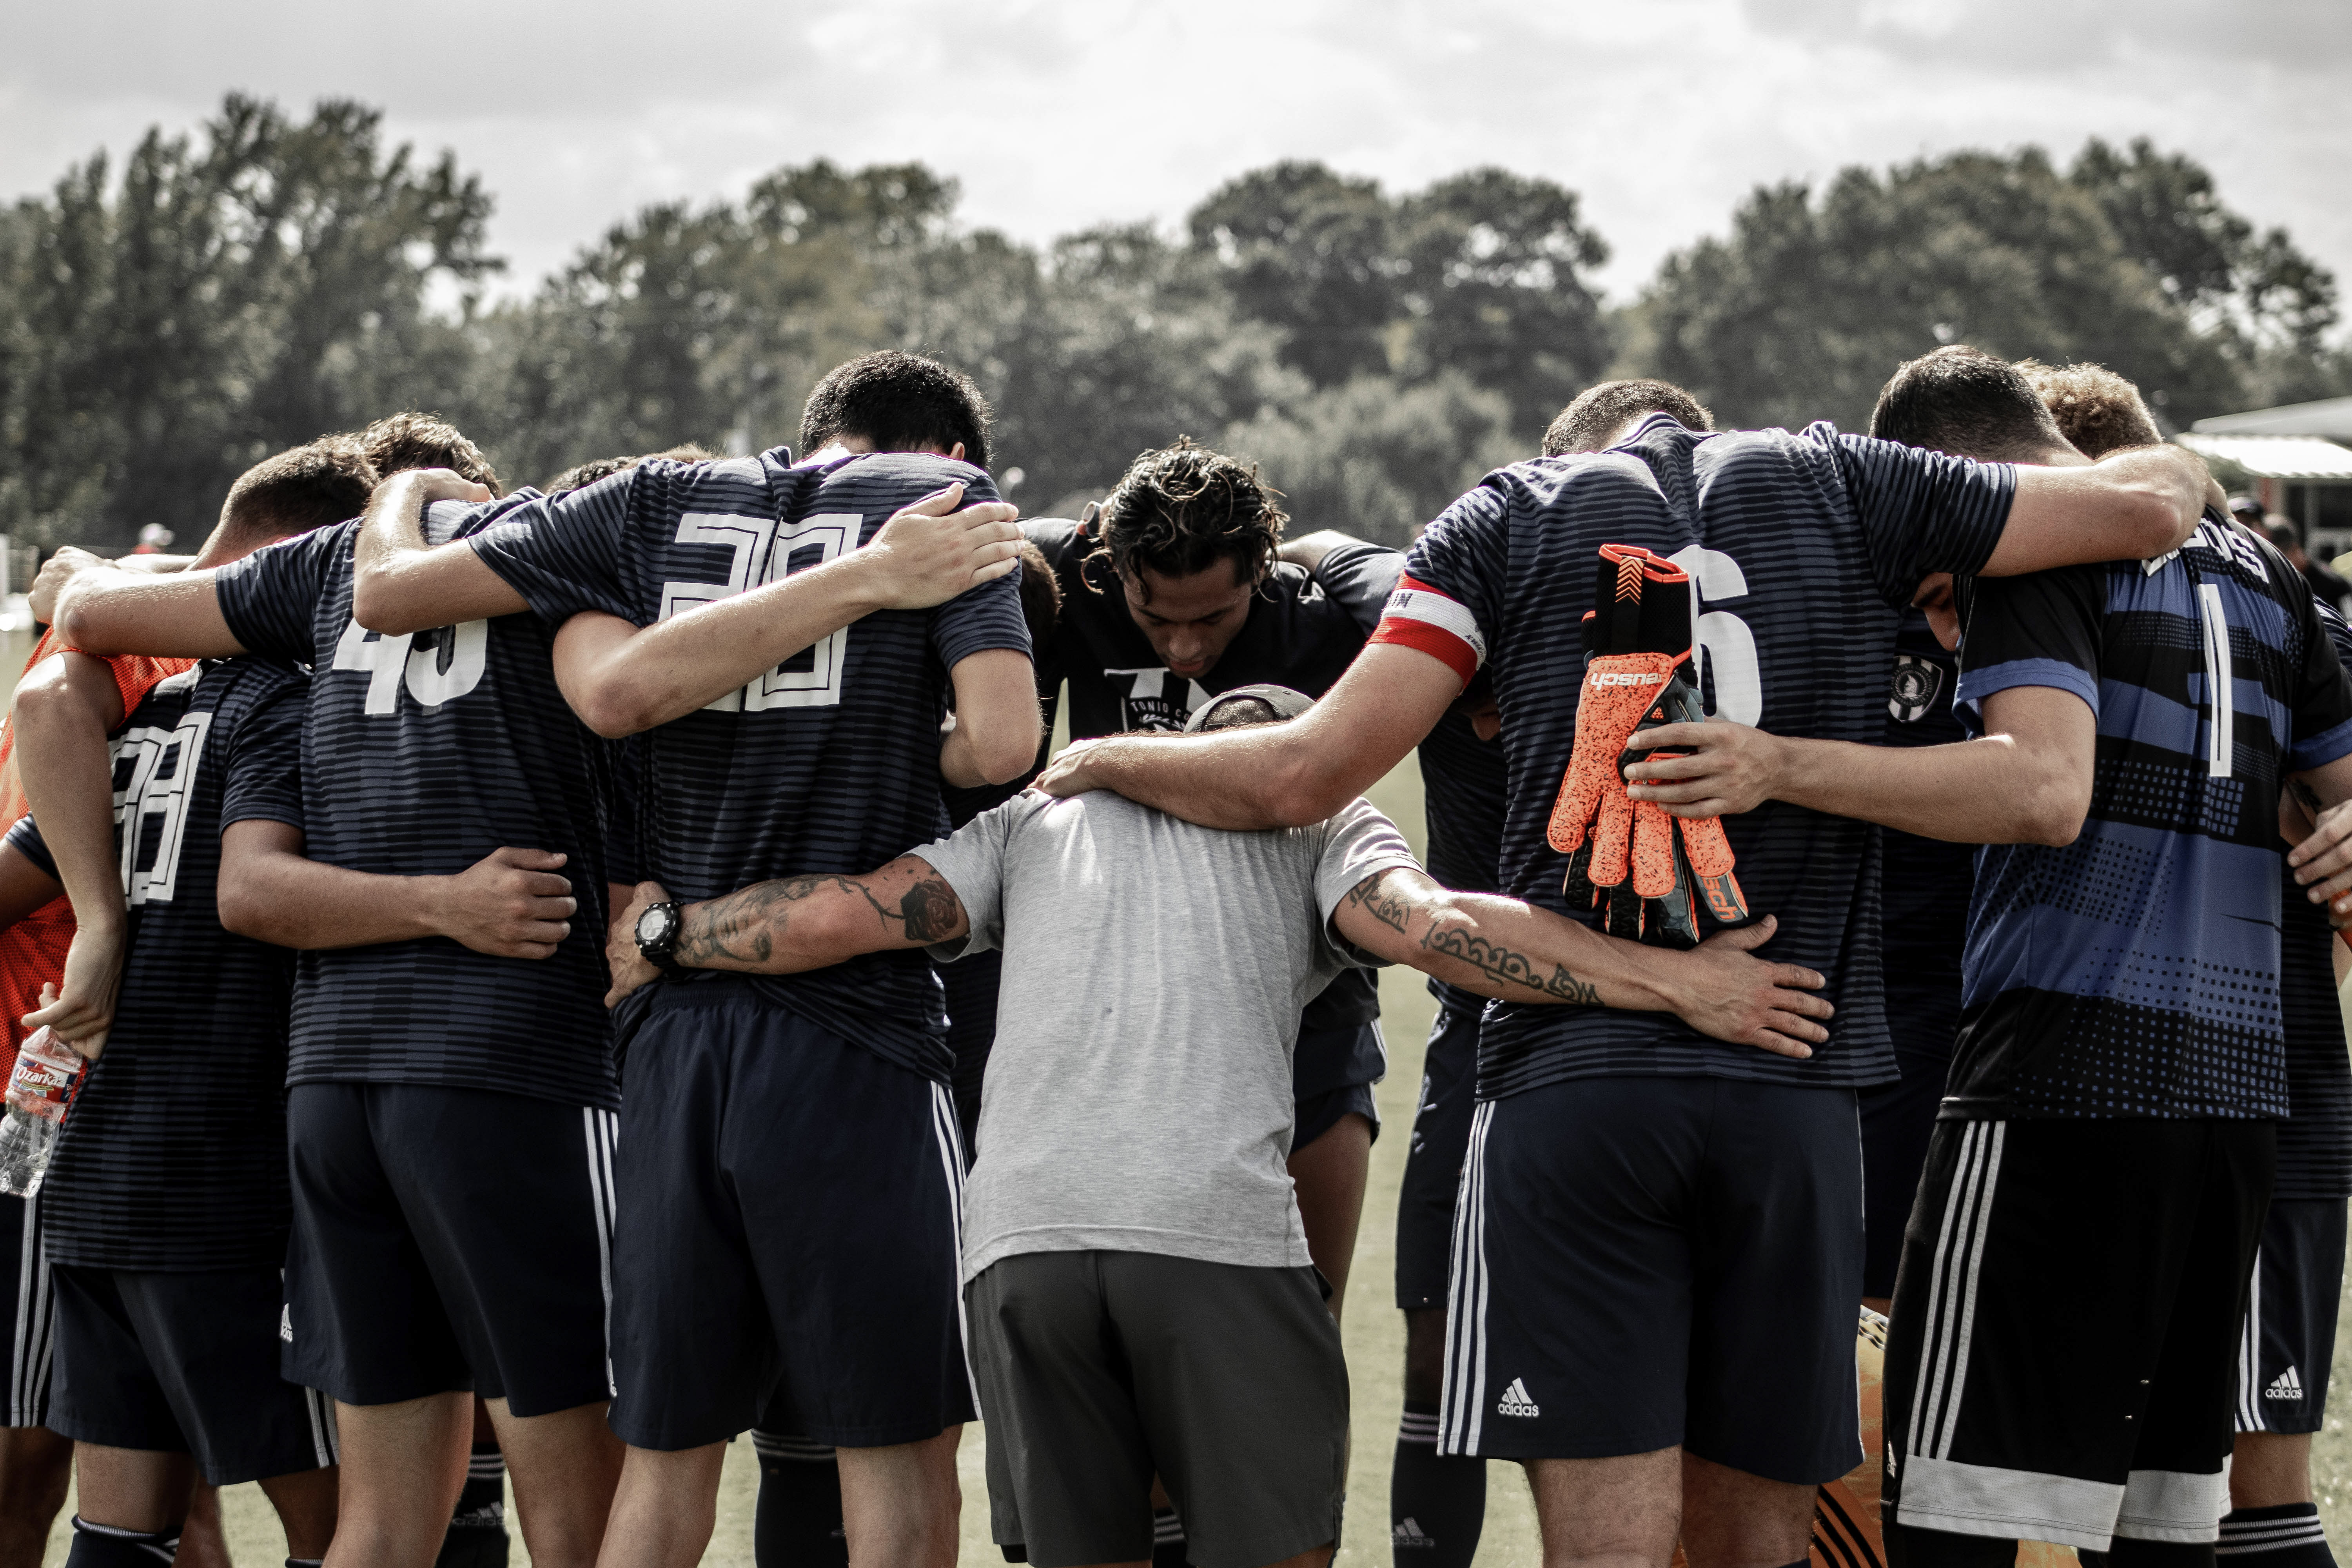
[633,902,685,978]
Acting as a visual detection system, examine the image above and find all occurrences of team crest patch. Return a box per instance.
[1887,653,1945,724]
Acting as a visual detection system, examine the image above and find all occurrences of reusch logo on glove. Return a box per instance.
[1590,671,1670,687]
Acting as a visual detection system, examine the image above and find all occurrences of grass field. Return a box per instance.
[30,753,2352,1564]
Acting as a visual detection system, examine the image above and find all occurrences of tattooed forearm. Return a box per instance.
[675,866,964,971]
[1422,923,1603,1005]
[1343,869,1414,936]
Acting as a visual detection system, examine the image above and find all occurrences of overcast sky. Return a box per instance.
[4,0,2347,314]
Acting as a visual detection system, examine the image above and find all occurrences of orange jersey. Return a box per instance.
[0,628,194,1074]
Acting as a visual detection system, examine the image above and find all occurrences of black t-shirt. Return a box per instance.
[470,448,1031,1084]
[1949,516,2352,1119]
[1877,610,1973,1058]
[1388,416,2016,1101]
[9,658,306,1270]
[213,501,619,1111]
[1027,518,1404,1036]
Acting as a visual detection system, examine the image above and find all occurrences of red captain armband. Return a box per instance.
[1369,576,1486,686]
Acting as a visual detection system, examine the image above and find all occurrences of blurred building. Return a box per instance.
[2182,396,2352,559]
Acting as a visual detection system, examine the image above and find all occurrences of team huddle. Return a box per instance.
[0,338,2339,1568]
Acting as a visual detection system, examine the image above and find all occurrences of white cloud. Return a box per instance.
[2,0,2344,324]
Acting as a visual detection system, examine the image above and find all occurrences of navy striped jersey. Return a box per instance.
[1379,415,2015,1101]
[1879,611,1973,1055]
[1029,519,1402,1033]
[1417,704,1509,1018]
[1948,514,2352,1120]
[469,448,1030,1083]
[213,499,619,1112]
[7,658,305,1269]
[2277,597,2352,1197]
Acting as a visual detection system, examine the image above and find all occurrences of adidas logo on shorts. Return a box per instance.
[1496,1377,1541,1417]
[2267,1367,2304,1401]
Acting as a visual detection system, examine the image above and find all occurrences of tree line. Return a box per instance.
[3,93,2343,552]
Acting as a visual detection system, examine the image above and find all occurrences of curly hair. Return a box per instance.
[354,411,503,495]
[544,444,717,496]
[1089,439,1286,603]
[2016,360,2163,459]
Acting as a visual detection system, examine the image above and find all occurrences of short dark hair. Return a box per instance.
[1542,380,1713,457]
[800,352,992,470]
[1198,696,1281,730]
[1014,540,1062,655]
[1869,346,2069,462]
[2269,520,2303,552]
[544,444,718,496]
[1091,439,1287,601]
[2017,361,2163,459]
[355,412,502,495]
[215,441,378,552]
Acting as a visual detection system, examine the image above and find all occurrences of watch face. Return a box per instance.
[635,905,671,946]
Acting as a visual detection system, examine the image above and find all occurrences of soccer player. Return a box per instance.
[603,682,1831,1568]
[1624,347,2352,1559]
[1029,376,2214,1564]
[348,353,1040,1568]
[2029,362,2352,1568]
[1026,440,1406,1333]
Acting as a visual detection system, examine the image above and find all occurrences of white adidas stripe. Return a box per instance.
[928,1083,980,1414]
[1906,1122,2006,1465]
[582,1107,620,1399]
[1437,1102,1495,1456]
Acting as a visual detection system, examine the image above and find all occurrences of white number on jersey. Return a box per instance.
[109,709,214,906]
[1667,544,1762,726]
[330,618,489,714]
[659,511,860,712]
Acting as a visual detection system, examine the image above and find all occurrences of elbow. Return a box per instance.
[53,599,111,655]
[974,723,1043,788]
[215,875,272,943]
[2020,777,2092,847]
[350,569,430,637]
[572,685,654,740]
[1263,748,1358,829]
[2132,487,2196,558]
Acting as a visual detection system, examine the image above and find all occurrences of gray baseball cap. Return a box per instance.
[1183,683,1316,732]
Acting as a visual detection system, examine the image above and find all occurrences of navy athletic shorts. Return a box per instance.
[607,981,974,1451]
[1858,1038,1950,1300]
[1394,988,1479,1310]
[2236,1196,2346,1436]
[49,1265,336,1485]
[1439,1075,1863,1483]
[283,1083,617,1416]
[0,1191,53,1428]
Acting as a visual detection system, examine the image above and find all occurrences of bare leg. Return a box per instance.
[596,1442,727,1568]
[486,1396,622,1568]
[1288,1114,1373,1323]
[2230,1431,2313,1508]
[1403,1307,1446,1405]
[260,1464,343,1559]
[1525,1449,1683,1568]
[0,1425,72,1568]
[326,1392,472,1568]
[177,1483,231,1568]
[838,1427,962,1568]
[68,1444,195,1532]
[1679,1452,1815,1568]
[1861,1298,1891,1317]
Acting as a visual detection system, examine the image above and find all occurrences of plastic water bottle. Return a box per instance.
[0,1027,80,1198]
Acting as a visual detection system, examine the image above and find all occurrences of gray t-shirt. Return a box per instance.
[917,791,1418,1281]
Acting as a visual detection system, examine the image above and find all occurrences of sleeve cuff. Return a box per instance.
[1955,657,2098,719]
[2290,715,2352,773]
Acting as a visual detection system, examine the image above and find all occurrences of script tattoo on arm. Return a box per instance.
[1342,867,1414,936]
[676,862,966,972]
[1421,921,1603,1005]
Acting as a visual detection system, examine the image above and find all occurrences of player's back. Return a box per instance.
[11,657,306,1270]
[212,500,617,1111]
[472,448,1031,1083]
[1399,413,2015,1098]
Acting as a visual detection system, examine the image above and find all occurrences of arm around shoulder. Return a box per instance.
[1984,446,2209,575]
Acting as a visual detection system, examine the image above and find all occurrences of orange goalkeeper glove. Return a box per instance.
[1548,543,1747,945]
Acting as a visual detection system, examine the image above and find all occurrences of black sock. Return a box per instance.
[2220,1505,2335,1568]
[2107,1539,2222,1567]
[1884,1520,2019,1568]
[1151,1505,1187,1568]
[434,1443,510,1568]
[1389,1400,1484,1567]
[65,1517,180,1567]
[753,1431,846,1568]
[287,1559,325,1568]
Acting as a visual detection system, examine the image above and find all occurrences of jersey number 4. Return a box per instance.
[331,618,489,713]
[658,512,862,712]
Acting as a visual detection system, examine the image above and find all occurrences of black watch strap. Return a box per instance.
[636,901,685,977]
